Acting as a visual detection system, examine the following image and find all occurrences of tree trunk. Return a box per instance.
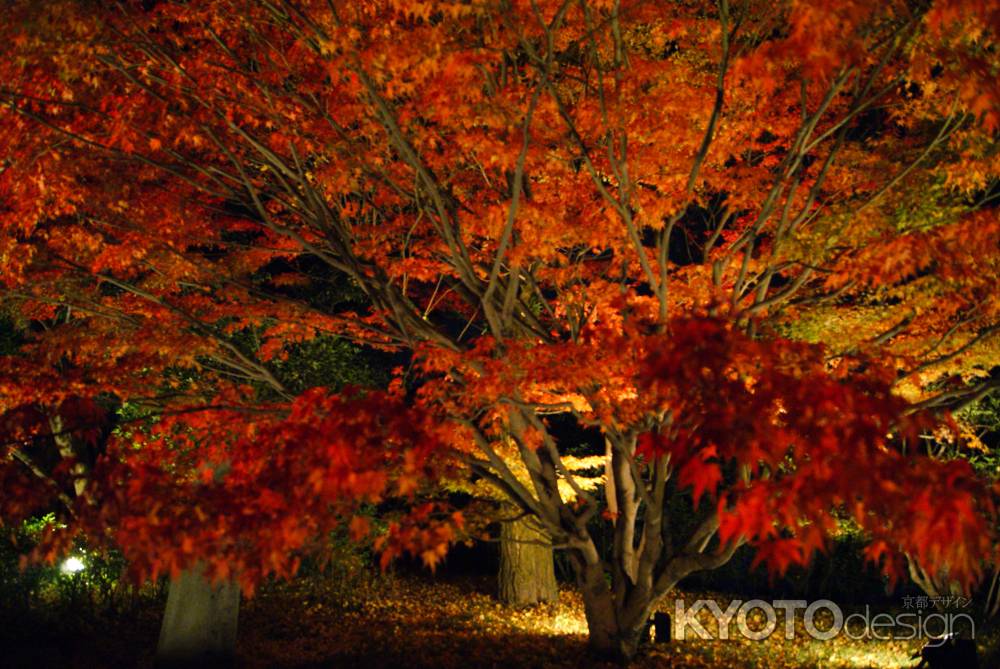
[155,566,240,668]
[575,549,703,662]
[985,565,1000,619]
[498,507,559,607]
[907,555,965,612]
[577,559,641,661]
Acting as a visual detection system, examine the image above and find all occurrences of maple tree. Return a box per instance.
[2,0,1000,660]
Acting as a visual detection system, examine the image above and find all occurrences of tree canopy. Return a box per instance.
[1,0,998,658]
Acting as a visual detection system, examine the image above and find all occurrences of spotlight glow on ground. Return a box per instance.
[60,556,85,574]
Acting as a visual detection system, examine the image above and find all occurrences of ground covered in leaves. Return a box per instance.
[238,574,989,669]
[2,569,997,668]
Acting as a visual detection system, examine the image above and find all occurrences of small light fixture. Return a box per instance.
[60,556,85,574]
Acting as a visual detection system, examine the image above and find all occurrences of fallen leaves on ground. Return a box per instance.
[3,571,994,668]
[236,574,965,668]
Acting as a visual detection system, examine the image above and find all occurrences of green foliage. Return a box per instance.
[0,314,23,356]
[956,392,1000,478]
[889,176,965,233]
[0,515,156,624]
[0,518,51,616]
[273,335,391,395]
[219,316,393,401]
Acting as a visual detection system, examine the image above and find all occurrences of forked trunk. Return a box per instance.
[155,565,240,668]
[575,554,695,663]
[907,555,966,611]
[499,506,559,606]
[576,561,652,662]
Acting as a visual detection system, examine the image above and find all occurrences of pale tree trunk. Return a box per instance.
[499,505,559,606]
[984,565,1000,619]
[575,551,722,662]
[470,414,744,662]
[571,434,743,662]
[577,558,622,657]
[907,554,966,611]
[49,414,89,498]
[156,566,240,668]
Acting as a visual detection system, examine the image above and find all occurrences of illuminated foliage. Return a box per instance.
[1,0,998,658]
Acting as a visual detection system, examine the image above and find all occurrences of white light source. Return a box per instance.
[60,556,85,574]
